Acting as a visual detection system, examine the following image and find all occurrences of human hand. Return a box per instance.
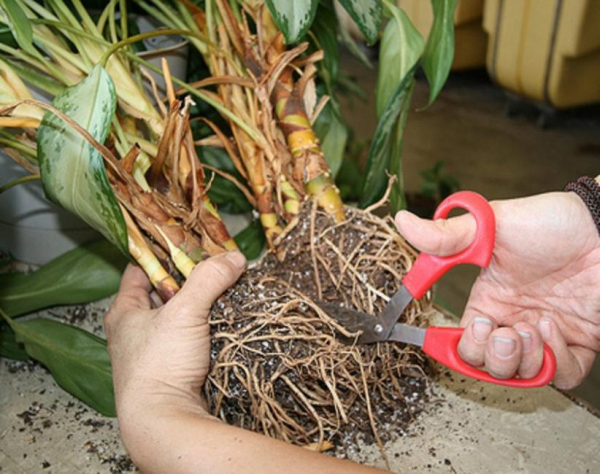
[395,192,600,389]
[104,253,384,474]
[104,251,246,430]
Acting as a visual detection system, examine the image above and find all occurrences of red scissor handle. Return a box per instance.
[402,191,496,299]
[423,327,556,388]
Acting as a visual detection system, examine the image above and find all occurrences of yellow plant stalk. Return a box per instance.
[121,206,180,300]
[0,59,44,128]
[263,17,345,222]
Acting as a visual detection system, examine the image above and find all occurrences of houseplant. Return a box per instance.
[0,0,458,459]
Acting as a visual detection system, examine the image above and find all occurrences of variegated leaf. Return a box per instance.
[37,65,128,254]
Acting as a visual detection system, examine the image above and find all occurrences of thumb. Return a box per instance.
[111,264,152,312]
[170,251,246,315]
[394,210,477,257]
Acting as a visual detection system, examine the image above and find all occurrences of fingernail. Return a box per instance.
[539,319,552,340]
[224,251,246,269]
[472,317,493,342]
[517,331,532,353]
[493,336,516,359]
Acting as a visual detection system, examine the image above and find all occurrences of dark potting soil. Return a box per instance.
[207,205,434,454]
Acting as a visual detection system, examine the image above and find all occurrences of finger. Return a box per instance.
[111,264,152,312]
[538,317,596,389]
[394,210,476,257]
[458,316,496,367]
[512,322,544,379]
[170,251,246,316]
[484,327,522,379]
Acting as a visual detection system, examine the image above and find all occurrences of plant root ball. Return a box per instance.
[206,204,434,453]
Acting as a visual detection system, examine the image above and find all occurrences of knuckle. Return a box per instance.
[200,258,235,284]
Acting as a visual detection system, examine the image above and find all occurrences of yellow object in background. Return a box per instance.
[398,0,487,70]
[484,0,600,109]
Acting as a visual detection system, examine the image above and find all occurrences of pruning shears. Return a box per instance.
[322,191,556,388]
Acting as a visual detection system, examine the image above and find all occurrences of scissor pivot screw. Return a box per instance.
[374,324,384,334]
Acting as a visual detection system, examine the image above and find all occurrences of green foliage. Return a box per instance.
[422,0,459,105]
[375,5,423,118]
[360,65,416,211]
[360,0,458,211]
[335,148,365,202]
[38,65,129,254]
[0,0,34,54]
[313,100,348,179]
[0,240,127,318]
[1,311,116,416]
[0,323,29,360]
[337,0,382,46]
[0,22,18,47]
[419,160,461,202]
[3,58,64,95]
[310,1,339,93]
[234,219,266,261]
[265,0,319,44]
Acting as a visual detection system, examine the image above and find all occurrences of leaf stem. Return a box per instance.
[99,29,194,67]
[126,51,267,147]
[0,174,40,194]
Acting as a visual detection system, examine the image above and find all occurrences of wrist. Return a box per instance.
[119,401,221,473]
[117,378,211,435]
[565,176,600,237]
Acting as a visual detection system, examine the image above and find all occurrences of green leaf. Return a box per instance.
[2,313,115,416]
[266,0,318,44]
[376,4,423,117]
[37,65,128,254]
[0,323,29,360]
[388,81,415,212]
[313,100,348,178]
[422,0,459,105]
[336,155,365,202]
[199,146,253,214]
[0,0,35,54]
[360,66,417,209]
[0,22,18,47]
[338,12,373,69]
[5,58,64,96]
[0,240,127,318]
[338,0,382,45]
[310,1,339,92]
[234,219,265,261]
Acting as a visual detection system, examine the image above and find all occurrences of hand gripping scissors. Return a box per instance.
[322,191,556,388]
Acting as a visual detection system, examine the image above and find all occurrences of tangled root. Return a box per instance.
[206,204,434,456]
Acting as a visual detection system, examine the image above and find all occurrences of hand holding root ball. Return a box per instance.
[105,251,246,421]
[104,252,383,474]
[104,190,600,473]
[395,191,600,389]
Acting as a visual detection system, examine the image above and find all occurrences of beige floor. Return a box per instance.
[339,54,600,409]
[2,306,599,473]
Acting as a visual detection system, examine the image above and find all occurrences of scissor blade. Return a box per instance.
[317,291,416,345]
[387,323,426,347]
[375,285,414,341]
[316,302,380,344]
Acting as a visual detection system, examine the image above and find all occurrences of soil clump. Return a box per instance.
[207,204,435,454]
